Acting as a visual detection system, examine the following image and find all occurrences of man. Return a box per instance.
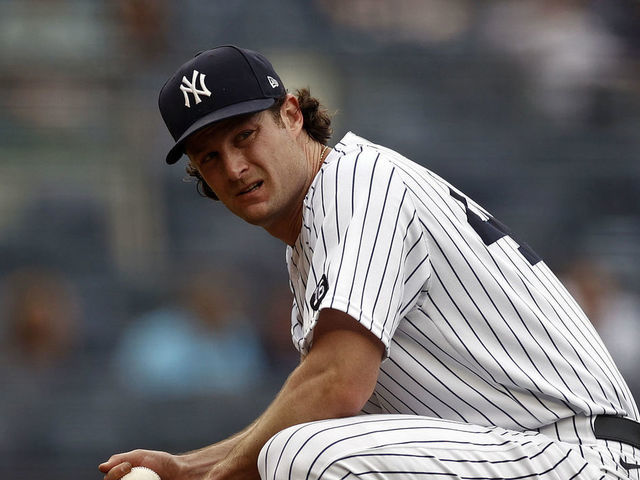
[100,45,640,480]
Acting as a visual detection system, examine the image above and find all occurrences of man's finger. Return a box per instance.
[99,456,124,473]
[100,461,132,479]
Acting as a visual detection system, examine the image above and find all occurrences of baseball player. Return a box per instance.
[100,46,640,480]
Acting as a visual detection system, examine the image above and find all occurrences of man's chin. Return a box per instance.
[235,204,272,227]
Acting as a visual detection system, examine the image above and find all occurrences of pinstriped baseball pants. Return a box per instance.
[258,415,613,480]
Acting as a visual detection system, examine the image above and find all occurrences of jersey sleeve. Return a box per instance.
[303,148,431,358]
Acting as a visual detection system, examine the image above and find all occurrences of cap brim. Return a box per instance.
[165,98,276,164]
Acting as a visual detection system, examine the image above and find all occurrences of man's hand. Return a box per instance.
[99,431,252,480]
[99,449,182,480]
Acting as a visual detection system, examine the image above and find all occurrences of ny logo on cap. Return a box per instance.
[180,70,212,108]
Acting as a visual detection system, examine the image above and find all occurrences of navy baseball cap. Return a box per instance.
[159,45,286,164]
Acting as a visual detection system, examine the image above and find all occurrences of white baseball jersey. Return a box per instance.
[272,133,640,480]
[287,131,637,427]
[278,132,640,480]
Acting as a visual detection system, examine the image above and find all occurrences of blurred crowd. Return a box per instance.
[1,0,640,478]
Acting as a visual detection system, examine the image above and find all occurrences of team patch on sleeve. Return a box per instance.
[310,274,329,311]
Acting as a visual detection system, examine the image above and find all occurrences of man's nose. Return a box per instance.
[222,152,249,180]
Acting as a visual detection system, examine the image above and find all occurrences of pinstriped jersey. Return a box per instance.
[286,132,638,432]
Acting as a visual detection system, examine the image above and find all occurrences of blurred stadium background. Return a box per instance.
[1,0,639,478]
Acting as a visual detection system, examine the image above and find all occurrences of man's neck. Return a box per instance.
[267,142,331,246]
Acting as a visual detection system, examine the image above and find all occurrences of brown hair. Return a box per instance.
[185,88,332,201]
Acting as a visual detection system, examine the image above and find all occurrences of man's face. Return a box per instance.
[185,101,309,234]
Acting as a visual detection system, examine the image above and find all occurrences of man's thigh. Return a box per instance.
[258,414,605,480]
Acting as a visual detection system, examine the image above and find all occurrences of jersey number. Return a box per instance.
[450,189,541,266]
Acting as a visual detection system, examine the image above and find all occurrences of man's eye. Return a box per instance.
[200,152,217,166]
[237,130,254,141]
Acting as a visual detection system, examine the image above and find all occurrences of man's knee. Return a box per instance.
[257,418,356,480]
[259,421,309,480]
[258,415,417,480]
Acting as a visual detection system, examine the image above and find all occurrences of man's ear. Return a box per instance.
[280,94,304,135]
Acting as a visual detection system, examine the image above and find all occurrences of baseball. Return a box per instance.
[121,466,161,480]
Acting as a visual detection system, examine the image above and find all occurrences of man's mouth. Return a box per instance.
[238,181,263,196]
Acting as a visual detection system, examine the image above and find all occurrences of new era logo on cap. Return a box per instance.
[158,45,286,165]
[267,76,279,89]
